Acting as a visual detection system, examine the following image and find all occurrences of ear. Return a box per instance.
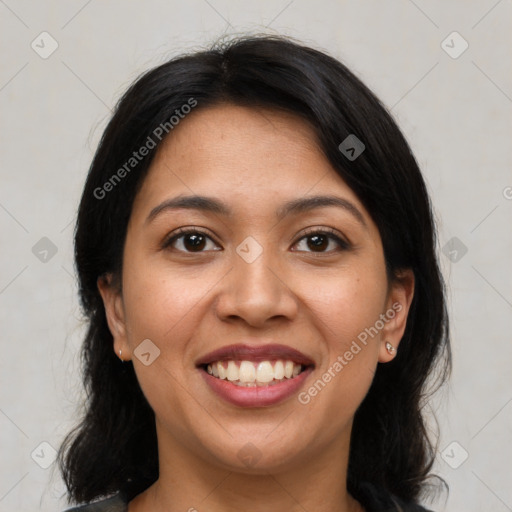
[97,273,131,361]
[378,268,415,363]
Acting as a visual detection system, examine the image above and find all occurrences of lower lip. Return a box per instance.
[200,367,313,407]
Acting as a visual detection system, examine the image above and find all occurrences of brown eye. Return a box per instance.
[182,233,206,252]
[306,233,330,251]
[293,229,350,253]
[164,229,220,253]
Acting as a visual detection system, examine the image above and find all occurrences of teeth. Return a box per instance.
[274,360,285,380]
[284,360,294,379]
[239,361,256,382]
[226,361,238,381]
[207,359,304,386]
[256,361,274,383]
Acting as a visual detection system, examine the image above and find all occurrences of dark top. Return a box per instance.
[63,482,434,511]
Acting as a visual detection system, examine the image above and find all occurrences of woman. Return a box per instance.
[58,35,451,512]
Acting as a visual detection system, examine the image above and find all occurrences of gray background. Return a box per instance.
[1,1,511,511]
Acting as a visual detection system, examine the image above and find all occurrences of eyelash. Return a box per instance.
[162,227,351,254]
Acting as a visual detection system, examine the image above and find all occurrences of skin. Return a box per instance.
[98,104,414,512]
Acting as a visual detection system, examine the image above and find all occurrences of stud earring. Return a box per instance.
[385,341,396,355]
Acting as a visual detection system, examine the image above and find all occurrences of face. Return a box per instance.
[99,104,414,474]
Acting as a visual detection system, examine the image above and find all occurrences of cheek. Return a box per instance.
[297,261,388,349]
[294,260,388,426]
[121,256,220,348]
[119,260,218,435]
[294,260,387,410]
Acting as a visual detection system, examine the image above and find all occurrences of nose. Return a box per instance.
[214,246,298,328]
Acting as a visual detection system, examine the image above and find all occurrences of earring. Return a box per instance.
[385,342,396,355]
[119,349,123,361]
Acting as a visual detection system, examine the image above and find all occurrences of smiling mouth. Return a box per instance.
[201,359,310,387]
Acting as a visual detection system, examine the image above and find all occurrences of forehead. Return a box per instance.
[154,104,323,174]
[132,104,365,220]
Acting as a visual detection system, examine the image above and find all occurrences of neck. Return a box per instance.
[128,424,364,512]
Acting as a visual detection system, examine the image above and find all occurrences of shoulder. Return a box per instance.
[62,493,127,512]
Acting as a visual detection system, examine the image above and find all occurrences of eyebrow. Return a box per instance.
[146,194,367,228]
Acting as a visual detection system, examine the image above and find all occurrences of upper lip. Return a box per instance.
[195,343,315,367]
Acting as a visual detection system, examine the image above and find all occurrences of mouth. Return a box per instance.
[196,344,315,407]
[201,359,308,386]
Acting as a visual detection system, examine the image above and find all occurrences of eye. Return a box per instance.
[292,228,350,253]
[163,227,349,254]
[163,228,221,253]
